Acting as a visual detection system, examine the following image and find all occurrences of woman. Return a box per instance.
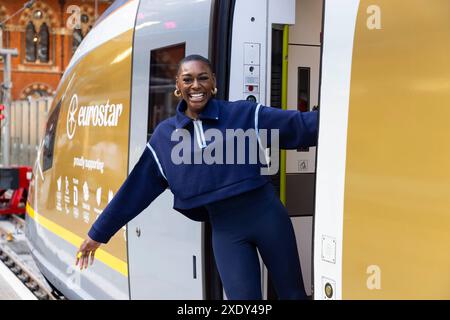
[76,54,318,300]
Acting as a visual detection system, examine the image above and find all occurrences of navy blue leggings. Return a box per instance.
[205,183,307,300]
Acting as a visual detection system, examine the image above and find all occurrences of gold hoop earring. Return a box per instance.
[211,88,218,95]
[174,89,181,97]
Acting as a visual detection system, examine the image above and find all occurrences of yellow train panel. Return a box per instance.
[343,0,450,298]
[27,29,134,276]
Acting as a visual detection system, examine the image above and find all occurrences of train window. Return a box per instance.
[43,100,61,172]
[297,67,310,152]
[147,43,185,138]
[297,67,310,112]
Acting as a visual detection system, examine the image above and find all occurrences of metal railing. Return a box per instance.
[1,97,52,167]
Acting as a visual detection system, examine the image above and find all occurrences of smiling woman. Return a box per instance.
[175,55,217,119]
[76,54,318,300]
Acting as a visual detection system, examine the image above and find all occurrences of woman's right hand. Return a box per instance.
[75,236,102,270]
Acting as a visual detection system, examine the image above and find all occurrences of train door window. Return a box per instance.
[43,100,61,171]
[147,43,185,139]
[297,67,310,112]
[297,67,311,152]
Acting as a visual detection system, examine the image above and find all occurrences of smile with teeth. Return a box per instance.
[189,93,206,101]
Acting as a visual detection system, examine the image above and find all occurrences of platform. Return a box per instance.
[0,258,37,300]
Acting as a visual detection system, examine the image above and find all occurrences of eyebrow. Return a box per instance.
[181,72,209,77]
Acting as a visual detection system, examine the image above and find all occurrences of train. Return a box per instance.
[24,0,450,299]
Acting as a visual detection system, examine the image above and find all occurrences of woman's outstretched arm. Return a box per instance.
[257,105,318,149]
[87,145,168,243]
[75,144,168,270]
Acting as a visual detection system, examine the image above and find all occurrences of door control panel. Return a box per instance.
[243,42,261,102]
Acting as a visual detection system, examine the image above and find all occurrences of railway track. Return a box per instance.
[0,215,66,300]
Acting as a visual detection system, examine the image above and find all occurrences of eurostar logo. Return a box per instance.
[67,94,78,140]
[65,93,124,140]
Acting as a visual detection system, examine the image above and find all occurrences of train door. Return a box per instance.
[126,0,214,299]
[315,0,450,300]
[229,0,323,299]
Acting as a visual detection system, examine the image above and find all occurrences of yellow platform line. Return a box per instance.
[26,203,128,277]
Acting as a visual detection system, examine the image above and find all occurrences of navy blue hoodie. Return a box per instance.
[88,99,318,243]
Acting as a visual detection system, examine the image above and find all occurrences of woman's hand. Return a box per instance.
[75,236,101,270]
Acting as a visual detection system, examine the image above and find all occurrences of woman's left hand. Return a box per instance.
[75,236,101,270]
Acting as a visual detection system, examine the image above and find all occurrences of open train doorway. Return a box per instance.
[267,0,323,299]
[227,0,323,299]
[278,0,323,299]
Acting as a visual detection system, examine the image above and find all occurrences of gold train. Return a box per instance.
[25,0,450,299]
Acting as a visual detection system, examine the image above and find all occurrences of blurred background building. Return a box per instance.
[0,0,114,166]
[0,0,113,100]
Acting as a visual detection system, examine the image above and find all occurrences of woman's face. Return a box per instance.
[176,60,216,117]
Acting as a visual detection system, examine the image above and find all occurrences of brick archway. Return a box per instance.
[18,0,60,30]
[20,83,55,99]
